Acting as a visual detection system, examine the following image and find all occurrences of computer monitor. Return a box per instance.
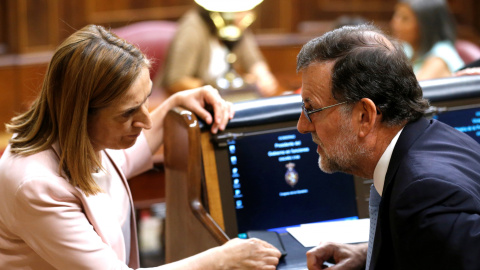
[211,117,368,239]
[420,76,480,144]
[432,103,480,144]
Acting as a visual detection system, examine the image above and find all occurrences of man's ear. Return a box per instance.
[353,98,378,138]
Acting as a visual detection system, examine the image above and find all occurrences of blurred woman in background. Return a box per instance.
[159,0,278,97]
[391,0,464,80]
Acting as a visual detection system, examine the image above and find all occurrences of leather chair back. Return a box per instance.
[113,21,177,80]
[455,40,480,65]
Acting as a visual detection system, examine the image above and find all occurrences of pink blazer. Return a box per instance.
[0,134,154,269]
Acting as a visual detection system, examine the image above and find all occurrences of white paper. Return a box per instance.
[286,218,370,247]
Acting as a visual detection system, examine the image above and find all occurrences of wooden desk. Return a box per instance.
[163,107,229,263]
[162,106,312,269]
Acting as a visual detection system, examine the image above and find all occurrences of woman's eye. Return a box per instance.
[122,109,135,117]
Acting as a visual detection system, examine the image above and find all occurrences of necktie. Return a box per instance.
[366,184,381,270]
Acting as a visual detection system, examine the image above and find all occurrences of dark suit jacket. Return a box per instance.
[369,118,480,270]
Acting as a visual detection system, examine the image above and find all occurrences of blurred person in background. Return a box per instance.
[390,0,464,80]
[158,0,278,97]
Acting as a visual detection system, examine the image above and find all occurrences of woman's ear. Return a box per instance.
[353,98,378,138]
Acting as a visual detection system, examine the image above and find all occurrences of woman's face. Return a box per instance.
[391,3,420,47]
[88,67,153,152]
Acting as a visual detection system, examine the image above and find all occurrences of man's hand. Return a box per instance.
[307,242,367,270]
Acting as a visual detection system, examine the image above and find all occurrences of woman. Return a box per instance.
[0,24,281,269]
[390,0,464,80]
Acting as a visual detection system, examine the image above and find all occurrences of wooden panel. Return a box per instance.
[17,64,46,111]
[91,0,189,11]
[128,166,166,210]
[257,33,312,91]
[164,108,228,263]
[0,52,49,132]
[58,0,88,42]
[315,0,395,22]
[85,0,192,27]
[318,0,395,12]
[20,0,59,53]
[0,1,6,54]
[201,132,225,230]
[26,0,50,47]
[260,44,302,91]
[5,0,20,54]
[0,68,18,132]
[253,0,295,33]
[448,0,475,25]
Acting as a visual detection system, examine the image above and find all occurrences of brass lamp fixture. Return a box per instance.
[195,0,264,90]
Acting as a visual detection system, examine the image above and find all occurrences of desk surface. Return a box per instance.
[277,233,309,270]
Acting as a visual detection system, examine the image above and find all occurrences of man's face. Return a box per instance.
[297,62,366,175]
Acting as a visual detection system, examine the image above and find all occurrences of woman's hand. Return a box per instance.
[172,85,234,134]
[161,238,281,270]
[145,85,233,154]
[454,67,480,77]
[215,238,282,270]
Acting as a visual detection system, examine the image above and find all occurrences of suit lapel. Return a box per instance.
[383,118,430,193]
[369,118,431,269]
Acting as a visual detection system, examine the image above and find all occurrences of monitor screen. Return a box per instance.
[432,104,480,144]
[213,123,360,238]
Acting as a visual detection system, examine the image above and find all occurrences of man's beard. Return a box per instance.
[316,116,370,175]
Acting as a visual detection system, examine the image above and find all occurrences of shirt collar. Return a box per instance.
[373,128,404,196]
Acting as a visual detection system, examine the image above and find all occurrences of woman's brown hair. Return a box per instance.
[6,24,150,195]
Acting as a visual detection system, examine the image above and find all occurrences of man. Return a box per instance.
[297,24,480,270]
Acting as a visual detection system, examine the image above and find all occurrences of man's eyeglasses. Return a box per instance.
[301,101,348,123]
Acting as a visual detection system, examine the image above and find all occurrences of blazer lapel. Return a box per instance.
[51,144,140,268]
[51,144,117,255]
[105,151,140,269]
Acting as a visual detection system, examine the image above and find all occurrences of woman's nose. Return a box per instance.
[133,105,152,130]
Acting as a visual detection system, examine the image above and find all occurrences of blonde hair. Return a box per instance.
[6,24,150,196]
